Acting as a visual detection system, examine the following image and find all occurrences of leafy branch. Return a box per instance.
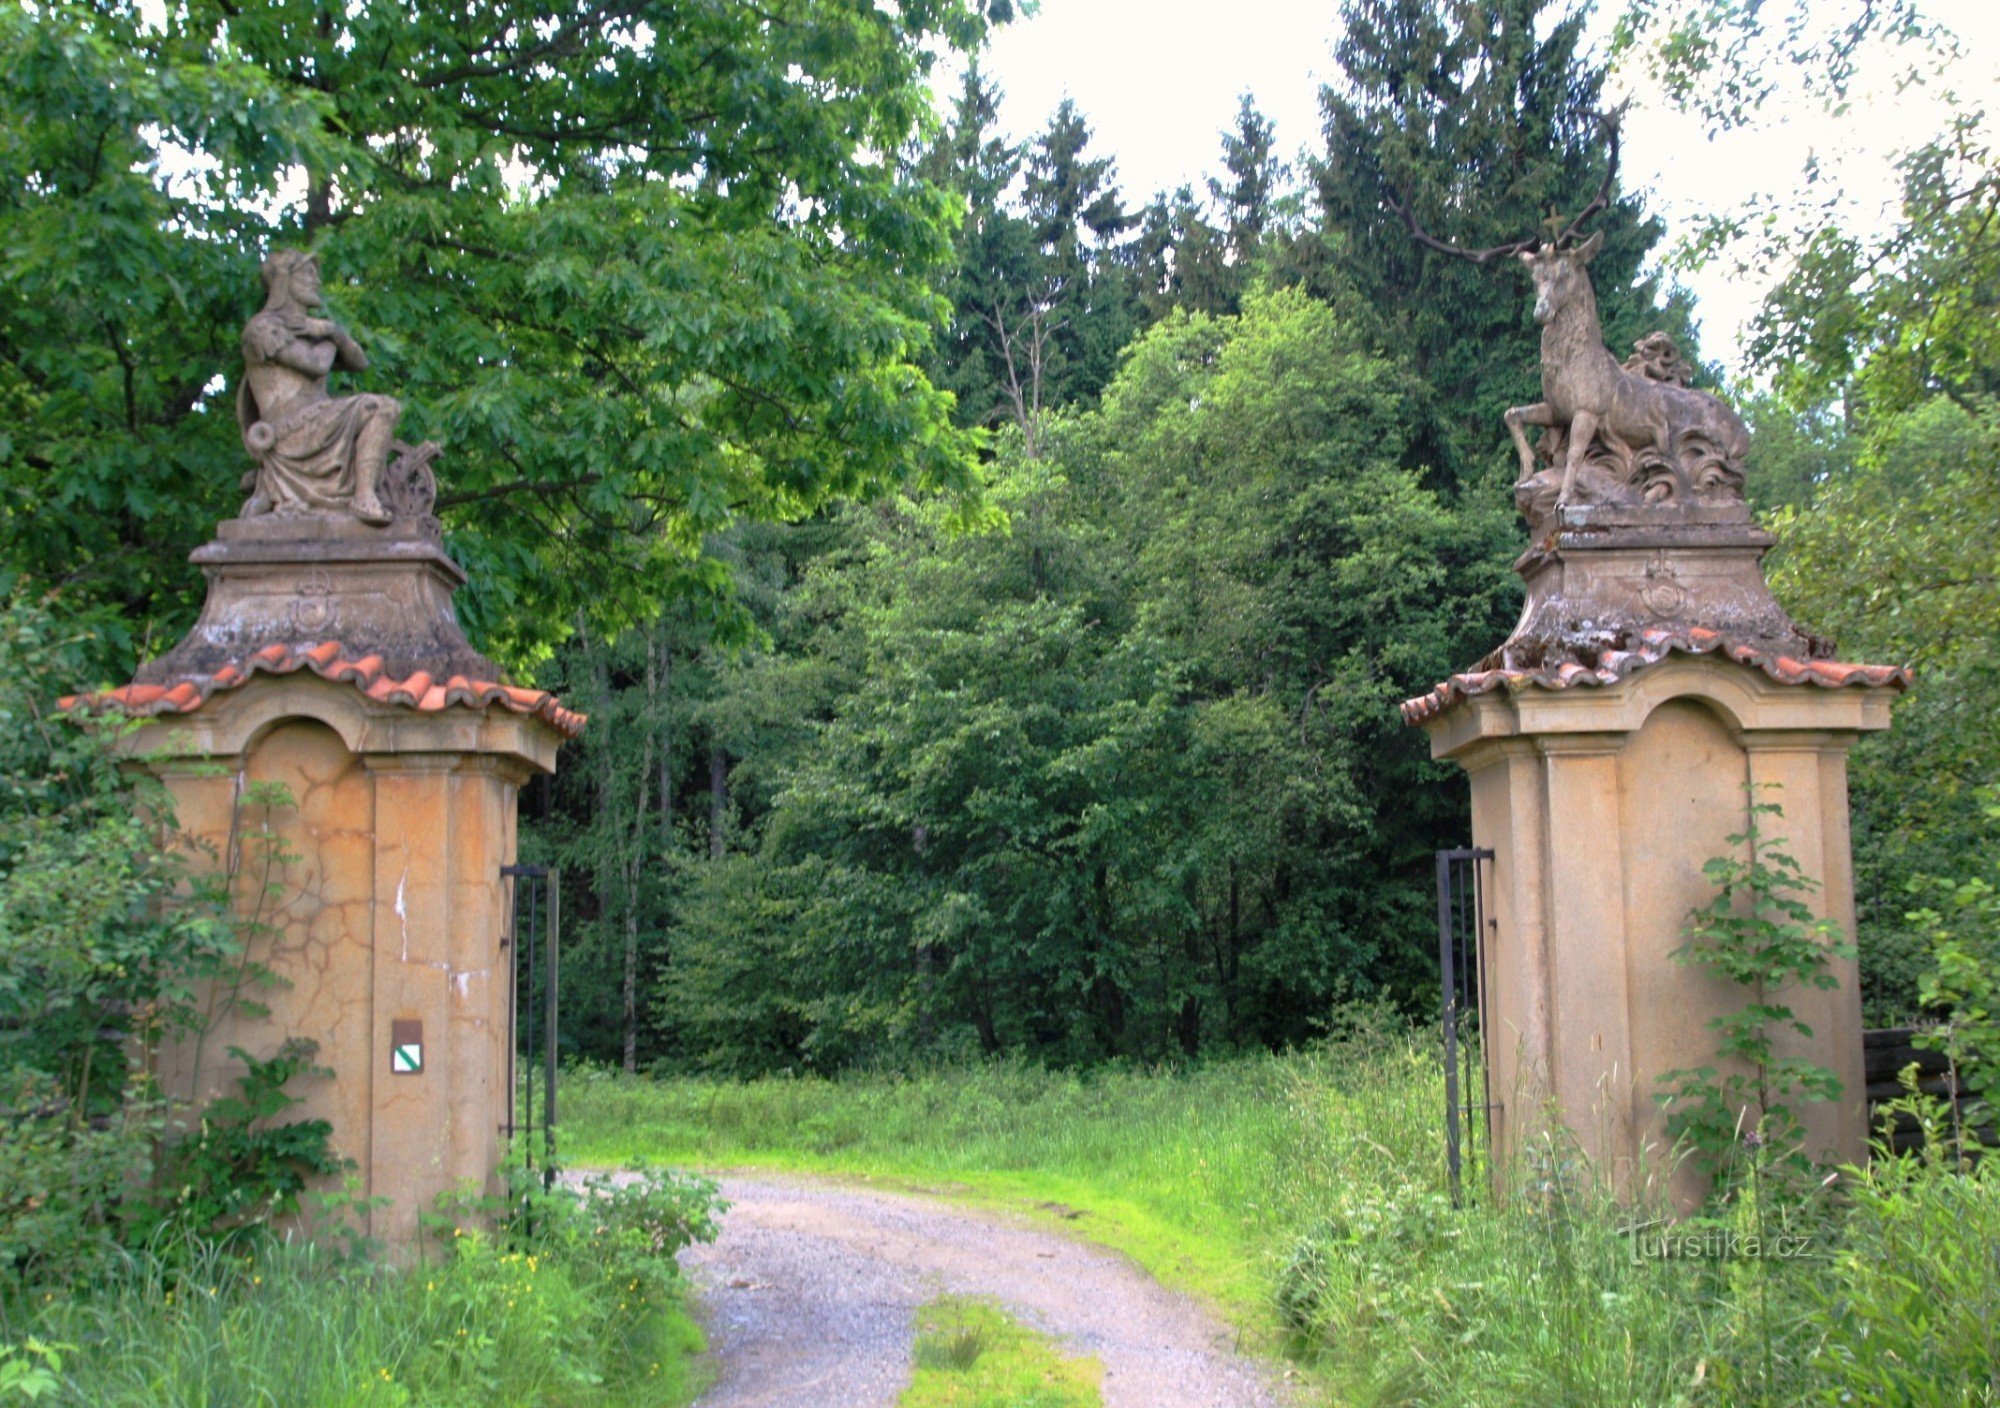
[1657,789,1854,1189]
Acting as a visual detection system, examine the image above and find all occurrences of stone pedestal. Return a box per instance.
[134,516,499,684]
[1405,516,1906,1206]
[1422,655,1893,1205]
[80,512,581,1248]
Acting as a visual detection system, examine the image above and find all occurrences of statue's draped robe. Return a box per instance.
[240,312,387,514]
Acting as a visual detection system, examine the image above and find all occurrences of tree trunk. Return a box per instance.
[708,743,728,860]
[624,646,657,1074]
[654,631,674,849]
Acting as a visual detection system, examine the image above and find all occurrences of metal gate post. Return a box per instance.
[1437,852,1464,1203]
[502,864,560,1186]
[544,869,559,1174]
[1436,847,1494,1206]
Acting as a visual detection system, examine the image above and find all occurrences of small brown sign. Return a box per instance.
[390,1018,423,1074]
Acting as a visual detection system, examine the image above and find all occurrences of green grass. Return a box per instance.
[1,1199,713,1407]
[561,1039,1441,1332]
[562,1041,2000,1408]
[900,1297,1101,1408]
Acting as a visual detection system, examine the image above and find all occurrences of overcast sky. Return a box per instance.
[971,0,2000,375]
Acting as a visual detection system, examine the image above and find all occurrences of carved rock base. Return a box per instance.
[1492,506,1828,672]
[134,514,498,686]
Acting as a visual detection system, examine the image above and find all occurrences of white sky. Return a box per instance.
[973,0,2000,374]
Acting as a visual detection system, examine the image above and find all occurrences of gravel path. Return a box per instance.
[673,1172,1296,1408]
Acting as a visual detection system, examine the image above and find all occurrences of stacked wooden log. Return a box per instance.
[1863,1026,1994,1156]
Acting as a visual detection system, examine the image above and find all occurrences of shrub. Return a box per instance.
[1656,792,1854,1190]
[1812,1133,2000,1404]
[0,596,338,1284]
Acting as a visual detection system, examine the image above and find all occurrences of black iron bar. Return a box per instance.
[1436,847,1494,1208]
[1437,852,1463,1205]
[544,870,560,1184]
[502,868,516,1142]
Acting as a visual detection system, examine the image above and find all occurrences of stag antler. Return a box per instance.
[1384,186,1539,264]
[1384,108,1624,261]
[1550,109,1622,247]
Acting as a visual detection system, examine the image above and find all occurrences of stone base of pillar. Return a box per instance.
[117,667,574,1248]
[1418,651,1898,1207]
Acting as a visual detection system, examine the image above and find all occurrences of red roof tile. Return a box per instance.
[65,642,586,739]
[1400,626,1909,727]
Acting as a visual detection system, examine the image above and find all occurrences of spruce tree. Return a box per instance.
[921,66,1040,433]
[1133,187,1234,321]
[1319,0,1696,489]
[1212,93,1284,270]
[1021,100,1140,410]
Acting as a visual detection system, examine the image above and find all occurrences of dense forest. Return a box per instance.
[4,0,1996,1075]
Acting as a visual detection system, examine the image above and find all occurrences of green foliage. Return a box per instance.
[563,1044,2000,1406]
[145,1040,346,1240]
[491,1166,723,1308]
[1768,396,2000,1020]
[0,598,232,1116]
[3,1193,716,1407]
[1810,1134,2000,1405]
[921,85,1142,438]
[1611,0,1935,136]
[626,288,1518,1074]
[0,0,1006,669]
[1908,835,2000,1105]
[0,1340,65,1402]
[0,596,342,1282]
[1657,794,1854,1184]
[1737,395,1855,517]
[0,596,220,1279]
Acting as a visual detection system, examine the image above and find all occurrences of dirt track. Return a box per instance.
[676,1172,1296,1408]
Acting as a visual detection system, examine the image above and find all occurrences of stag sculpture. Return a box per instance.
[1389,118,1749,536]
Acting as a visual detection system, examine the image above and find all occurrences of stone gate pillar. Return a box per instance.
[84,516,582,1247]
[69,250,582,1246]
[1403,506,1905,1207]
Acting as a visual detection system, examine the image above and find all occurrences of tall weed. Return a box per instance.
[563,1042,2000,1407]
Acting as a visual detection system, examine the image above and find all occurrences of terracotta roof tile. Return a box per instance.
[64,643,586,739]
[1400,626,1909,728]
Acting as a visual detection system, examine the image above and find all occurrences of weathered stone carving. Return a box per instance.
[1506,236,1749,537]
[237,250,439,527]
[1389,114,1830,672]
[131,253,491,686]
[1387,116,1750,541]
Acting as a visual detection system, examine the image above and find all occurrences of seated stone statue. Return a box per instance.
[236,250,399,524]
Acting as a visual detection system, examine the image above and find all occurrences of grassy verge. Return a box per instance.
[0,1171,720,1407]
[562,1044,2000,1408]
[901,1297,1101,1408]
[561,1039,1440,1334]
[4,1241,705,1407]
